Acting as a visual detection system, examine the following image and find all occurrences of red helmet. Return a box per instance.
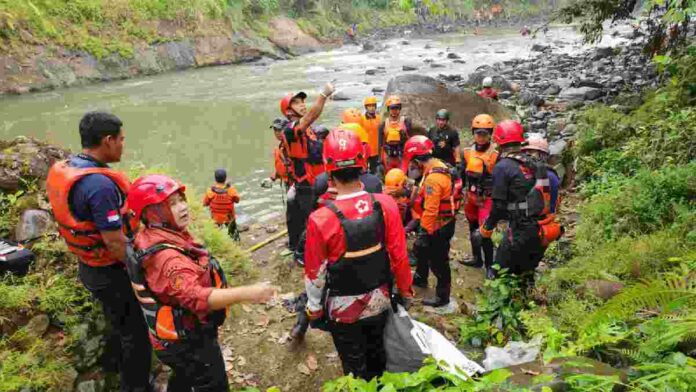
[493,120,525,146]
[402,135,433,170]
[279,92,307,118]
[127,174,186,223]
[323,128,366,173]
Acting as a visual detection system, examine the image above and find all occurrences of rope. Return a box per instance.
[245,229,289,253]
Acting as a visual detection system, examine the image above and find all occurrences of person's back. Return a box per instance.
[203,168,240,241]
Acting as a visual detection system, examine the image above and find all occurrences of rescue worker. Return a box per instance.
[45,112,152,391]
[477,77,498,100]
[281,83,335,256]
[305,129,413,380]
[460,114,499,278]
[126,174,278,391]
[521,135,563,252]
[269,118,292,188]
[360,96,382,175]
[477,120,549,279]
[203,169,241,241]
[405,136,462,308]
[379,95,413,172]
[383,168,411,225]
[426,109,461,166]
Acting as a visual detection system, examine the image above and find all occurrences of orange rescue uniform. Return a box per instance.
[202,184,240,225]
[361,113,381,158]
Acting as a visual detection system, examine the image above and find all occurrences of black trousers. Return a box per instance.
[79,263,152,392]
[495,223,543,275]
[413,220,455,300]
[368,156,383,177]
[330,312,388,381]
[469,221,494,268]
[223,220,240,242]
[155,328,229,392]
[286,185,314,251]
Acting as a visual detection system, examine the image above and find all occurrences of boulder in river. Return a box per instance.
[0,137,70,191]
[446,52,461,59]
[402,65,418,71]
[466,66,512,91]
[331,91,350,101]
[382,75,510,132]
[267,17,321,55]
[531,44,550,52]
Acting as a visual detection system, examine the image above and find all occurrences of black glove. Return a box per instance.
[309,316,329,331]
[414,226,430,249]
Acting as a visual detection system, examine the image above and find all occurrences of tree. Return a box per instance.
[554,0,693,55]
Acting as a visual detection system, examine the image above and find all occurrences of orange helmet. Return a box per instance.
[385,95,402,108]
[363,96,378,107]
[472,114,495,130]
[385,168,407,188]
[341,108,363,124]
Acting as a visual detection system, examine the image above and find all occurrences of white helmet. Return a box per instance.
[482,77,493,88]
[522,134,550,154]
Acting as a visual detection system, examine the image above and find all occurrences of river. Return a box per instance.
[0,26,619,223]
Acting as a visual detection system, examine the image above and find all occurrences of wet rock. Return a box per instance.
[592,46,614,60]
[533,110,550,120]
[382,74,509,132]
[77,379,106,392]
[501,357,627,390]
[15,209,54,242]
[362,42,375,51]
[71,323,103,370]
[0,137,70,191]
[268,17,322,55]
[402,65,418,71]
[365,69,378,75]
[424,43,433,49]
[371,87,385,93]
[543,84,562,95]
[561,124,577,138]
[446,52,461,59]
[430,63,445,68]
[577,79,603,89]
[531,44,550,52]
[498,91,513,100]
[453,59,466,64]
[438,74,461,82]
[558,87,604,102]
[581,280,625,300]
[401,40,410,45]
[519,90,543,107]
[331,91,350,101]
[548,139,567,157]
[26,314,50,337]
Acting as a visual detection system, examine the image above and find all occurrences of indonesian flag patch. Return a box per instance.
[106,210,120,223]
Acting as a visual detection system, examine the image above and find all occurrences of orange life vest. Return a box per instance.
[206,185,236,225]
[384,116,407,145]
[126,243,228,343]
[361,113,381,158]
[412,163,464,222]
[273,145,292,184]
[46,160,136,267]
[463,145,499,196]
[282,123,322,185]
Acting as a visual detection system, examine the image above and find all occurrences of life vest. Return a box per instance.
[206,185,236,224]
[505,154,551,219]
[324,194,391,297]
[463,145,498,197]
[46,160,137,267]
[125,243,228,344]
[283,123,321,185]
[361,113,381,157]
[273,145,292,184]
[537,167,563,247]
[413,163,464,221]
[384,117,407,146]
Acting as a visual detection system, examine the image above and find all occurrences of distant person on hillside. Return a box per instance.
[203,168,241,241]
[520,25,531,36]
[478,77,499,100]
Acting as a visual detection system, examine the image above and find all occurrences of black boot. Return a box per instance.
[423,296,449,307]
[290,307,309,340]
[412,273,428,289]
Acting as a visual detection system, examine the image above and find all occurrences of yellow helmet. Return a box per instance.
[472,114,495,130]
[385,95,402,108]
[337,122,368,144]
[341,108,363,124]
[363,96,378,107]
[385,168,407,188]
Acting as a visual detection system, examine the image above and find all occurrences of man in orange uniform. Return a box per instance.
[404,135,460,308]
[203,169,241,242]
[460,114,499,279]
[45,112,152,391]
[280,83,335,256]
[304,129,413,380]
[379,95,413,172]
[360,96,382,175]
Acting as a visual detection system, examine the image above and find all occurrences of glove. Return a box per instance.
[260,178,274,188]
[321,82,335,98]
[414,227,430,249]
[480,225,495,239]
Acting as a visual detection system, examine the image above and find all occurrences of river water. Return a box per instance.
[0,26,620,223]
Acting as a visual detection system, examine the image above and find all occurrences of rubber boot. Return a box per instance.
[290,311,309,340]
[423,296,449,307]
[412,272,428,289]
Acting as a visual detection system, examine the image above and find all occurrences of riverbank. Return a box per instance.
[0,0,554,96]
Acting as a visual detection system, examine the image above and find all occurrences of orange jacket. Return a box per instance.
[202,184,239,225]
[415,159,454,234]
[272,144,292,183]
[46,160,136,267]
[361,113,381,158]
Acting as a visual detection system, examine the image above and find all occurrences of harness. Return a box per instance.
[324,194,391,297]
[504,154,551,219]
[125,243,228,344]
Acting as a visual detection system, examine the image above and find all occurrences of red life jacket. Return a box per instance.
[46,160,137,267]
[206,185,236,225]
[283,123,322,185]
[126,243,228,344]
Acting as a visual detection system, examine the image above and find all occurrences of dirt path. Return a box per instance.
[218,216,484,391]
